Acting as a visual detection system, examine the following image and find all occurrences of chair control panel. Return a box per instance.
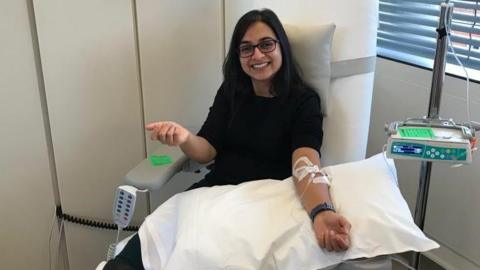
[113,185,138,228]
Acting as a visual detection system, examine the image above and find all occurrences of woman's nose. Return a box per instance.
[251,47,266,59]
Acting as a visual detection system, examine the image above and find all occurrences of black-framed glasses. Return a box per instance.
[238,39,279,58]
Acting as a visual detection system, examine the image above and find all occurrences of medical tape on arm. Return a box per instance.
[292,156,330,186]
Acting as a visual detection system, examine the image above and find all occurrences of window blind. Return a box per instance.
[378,0,480,71]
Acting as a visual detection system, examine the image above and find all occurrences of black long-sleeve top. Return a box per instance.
[197,84,323,185]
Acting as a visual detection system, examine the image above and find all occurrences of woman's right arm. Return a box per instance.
[146,84,228,164]
[146,121,217,164]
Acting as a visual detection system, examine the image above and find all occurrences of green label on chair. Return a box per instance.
[399,127,434,139]
[149,155,172,166]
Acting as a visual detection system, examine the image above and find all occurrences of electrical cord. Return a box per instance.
[55,206,139,232]
[444,4,473,125]
[443,5,479,167]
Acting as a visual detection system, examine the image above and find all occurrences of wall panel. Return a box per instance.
[136,0,224,153]
[0,1,55,269]
[33,1,145,269]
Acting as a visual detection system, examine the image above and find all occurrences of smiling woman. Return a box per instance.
[238,22,283,97]
[105,8,346,270]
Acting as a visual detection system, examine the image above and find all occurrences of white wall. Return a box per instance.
[136,0,224,207]
[32,1,145,269]
[0,1,56,269]
[1,1,224,269]
[368,58,480,270]
[137,0,224,154]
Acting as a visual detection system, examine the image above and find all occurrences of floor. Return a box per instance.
[392,253,445,270]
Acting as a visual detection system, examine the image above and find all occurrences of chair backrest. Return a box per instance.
[225,0,379,166]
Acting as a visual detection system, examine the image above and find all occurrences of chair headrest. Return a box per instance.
[285,23,335,115]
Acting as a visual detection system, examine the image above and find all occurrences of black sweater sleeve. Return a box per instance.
[291,90,324,155]
[197,85,229,152]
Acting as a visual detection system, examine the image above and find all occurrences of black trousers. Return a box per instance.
[103,234,143,270]
[103,178,213,270]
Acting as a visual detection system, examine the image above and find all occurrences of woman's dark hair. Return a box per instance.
[223,9,309,121]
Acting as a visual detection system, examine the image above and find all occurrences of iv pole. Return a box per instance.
[410,2,454,269]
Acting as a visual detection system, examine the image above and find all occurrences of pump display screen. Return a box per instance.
[392,144,424,156]
[390,141,469,161]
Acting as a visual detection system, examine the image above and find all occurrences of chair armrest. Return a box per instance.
[125,145,188,190]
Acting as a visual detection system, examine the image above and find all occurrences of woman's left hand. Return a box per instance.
[312,211,351,251]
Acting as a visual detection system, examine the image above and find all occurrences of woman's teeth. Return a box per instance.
[252,63,269,69]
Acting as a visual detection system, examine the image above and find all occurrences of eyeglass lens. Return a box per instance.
[239,39,277,57]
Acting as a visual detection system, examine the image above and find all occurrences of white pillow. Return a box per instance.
[137,153,438,270]
[285,24,335,116]
[327,153,439,258]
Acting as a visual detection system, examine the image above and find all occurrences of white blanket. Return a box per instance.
[138,153,439,270]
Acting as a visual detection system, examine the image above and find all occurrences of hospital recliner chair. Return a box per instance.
[105,1,391,269]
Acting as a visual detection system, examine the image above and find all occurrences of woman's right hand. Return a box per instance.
[313,211,351,251]
[145,121,191,146]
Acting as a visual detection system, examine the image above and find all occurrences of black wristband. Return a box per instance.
[309,202,336,222]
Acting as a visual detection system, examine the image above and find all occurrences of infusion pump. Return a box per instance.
[385,118,476,164]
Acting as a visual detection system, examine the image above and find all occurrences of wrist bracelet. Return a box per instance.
[309,202,336,222]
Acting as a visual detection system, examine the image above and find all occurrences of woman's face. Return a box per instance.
[239,22,283,87]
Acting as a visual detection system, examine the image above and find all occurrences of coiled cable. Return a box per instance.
[56,206,139,232]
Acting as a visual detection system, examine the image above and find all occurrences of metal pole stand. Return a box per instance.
[410,3,453,269]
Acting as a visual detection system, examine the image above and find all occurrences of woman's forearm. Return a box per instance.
[180,133,217,164]
[292,147,331,212]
